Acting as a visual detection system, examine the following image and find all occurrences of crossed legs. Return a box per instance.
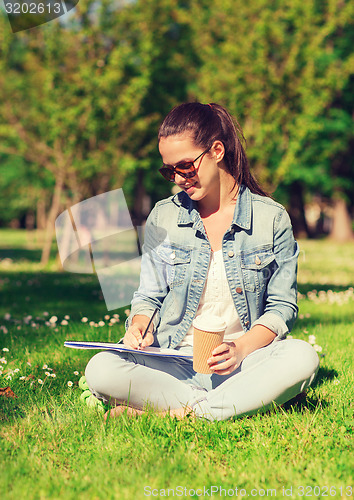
[85,339,319,421]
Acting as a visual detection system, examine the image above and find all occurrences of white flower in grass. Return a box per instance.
[45,322,51,326]
[6,375,12,380]
[2,348,9,352]
[51,373,56,378]
[89,321,95,327]
[67,381,73,387]
[61,320,68,326]
[27,362,32,366]
[313,344,322,352]
[49,316,58,324]
[308,335,316,345]
[333,379,340,385]
[45,371,51,376]
[98,321,105,327]
[19,376,26,381]
[38,379,44,385]
[299,314,304,319]
[81,317,88,323]
[104,315,110,320]
[14,368,20,373]
[0,358,7,364]
[110,318,117,324]
[113,314,119,319]
[42,364,48,369]
[1,327,8,334]
[4,313,11,320]
[73,371,79,376]
[64,315,70,320]
[43,312,49,317]
[124,309,131,316]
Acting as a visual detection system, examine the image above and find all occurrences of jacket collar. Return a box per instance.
[174,184,252,230]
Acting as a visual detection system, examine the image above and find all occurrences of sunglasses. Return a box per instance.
[159,147,210,182]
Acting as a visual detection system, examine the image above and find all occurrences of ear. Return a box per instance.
[210,140,225,163]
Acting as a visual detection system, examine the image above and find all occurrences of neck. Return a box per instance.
[198,179,239,218]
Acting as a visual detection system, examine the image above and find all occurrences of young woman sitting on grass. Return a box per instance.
[85,102,319,421]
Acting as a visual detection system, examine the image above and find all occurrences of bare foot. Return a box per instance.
[104,405,144,421]
[104,405,195,421]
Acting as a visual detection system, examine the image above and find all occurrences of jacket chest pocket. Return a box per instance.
[240,247,276,292]
[156,244,191,288]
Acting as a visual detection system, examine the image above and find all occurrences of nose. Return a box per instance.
[174,172,186,185]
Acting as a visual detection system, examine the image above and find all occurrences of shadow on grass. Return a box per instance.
[0,270,111,319]
[0,367,338,425]
[0,398,26,423]
[280,365,337,414]
[312,365,339,388]
[298,283,353,294]
[281,392,330,413]
[0,248,44,263]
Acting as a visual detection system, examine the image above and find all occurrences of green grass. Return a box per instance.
[0,230,353,499]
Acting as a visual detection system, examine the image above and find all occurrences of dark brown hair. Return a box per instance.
[158,102,268,196]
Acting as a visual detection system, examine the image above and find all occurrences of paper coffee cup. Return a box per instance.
[192,316,226,374]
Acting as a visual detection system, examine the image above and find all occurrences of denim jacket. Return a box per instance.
[126,184,299,348]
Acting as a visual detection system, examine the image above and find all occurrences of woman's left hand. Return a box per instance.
[207,341,244,375]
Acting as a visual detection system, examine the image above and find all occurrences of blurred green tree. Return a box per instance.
[188,0,354,239]
[0,0,157,263]
[0,0,198,263]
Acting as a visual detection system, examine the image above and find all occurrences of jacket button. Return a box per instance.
[255,255,261,265]
[228,250,234,257]
[236,287,243,294]
[170,252,176,260]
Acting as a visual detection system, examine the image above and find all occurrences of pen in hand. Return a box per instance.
[139,308,158,349]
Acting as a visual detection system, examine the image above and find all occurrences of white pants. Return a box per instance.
[85,338,319,421]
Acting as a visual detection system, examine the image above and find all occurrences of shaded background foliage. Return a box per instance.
[0,0,353,264]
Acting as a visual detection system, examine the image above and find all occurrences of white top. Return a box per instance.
[178,250,244,347]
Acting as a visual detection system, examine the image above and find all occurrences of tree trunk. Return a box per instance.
[40,174,64,266]
[36,198,46,230]
[287,181,311,238]
[25,211,35,230]
[329,197,354,242]
[132,169,146,226]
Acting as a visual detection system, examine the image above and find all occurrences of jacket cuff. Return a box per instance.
[251,312,289,339]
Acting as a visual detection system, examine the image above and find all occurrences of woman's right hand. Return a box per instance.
[123,315,155,350]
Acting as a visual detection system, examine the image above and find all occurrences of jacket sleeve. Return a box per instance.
[125,206,168,332]
[251,208,299,338]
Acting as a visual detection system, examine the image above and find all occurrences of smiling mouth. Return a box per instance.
[183,183,196,190]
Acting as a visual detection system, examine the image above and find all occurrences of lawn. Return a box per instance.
[0,230,353,499]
